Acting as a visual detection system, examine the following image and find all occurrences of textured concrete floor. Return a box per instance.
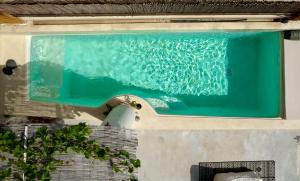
[137,130,300,181]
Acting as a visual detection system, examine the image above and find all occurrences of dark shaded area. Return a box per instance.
[284,30,300,40]
[198,160,275,181]
[191,164,252,181]
[2,67,13,75]
[0,61,124,120]
[0,1,300,16]
[5,59,17,70]
[190,165,199,181]
[2,59,17,76]
[198,166,252,181]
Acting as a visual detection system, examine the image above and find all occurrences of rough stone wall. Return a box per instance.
[0,0,300,16]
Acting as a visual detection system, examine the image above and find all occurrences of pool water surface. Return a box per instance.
[29,32,282,117]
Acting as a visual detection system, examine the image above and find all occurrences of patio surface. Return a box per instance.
[1,22,300,181]
[137,129,300,181]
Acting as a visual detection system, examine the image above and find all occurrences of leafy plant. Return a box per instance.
[0,123,140,180]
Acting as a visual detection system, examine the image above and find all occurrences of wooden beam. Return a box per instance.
[0,12,23,24]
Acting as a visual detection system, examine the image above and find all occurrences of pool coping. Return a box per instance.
[1,20,300,34]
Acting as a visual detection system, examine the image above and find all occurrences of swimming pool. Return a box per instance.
[29,31,282,117]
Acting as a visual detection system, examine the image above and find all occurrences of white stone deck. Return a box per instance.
[137,129,300,181]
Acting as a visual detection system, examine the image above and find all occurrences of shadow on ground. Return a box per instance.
[0,63,126,121]
[190,165,199,181]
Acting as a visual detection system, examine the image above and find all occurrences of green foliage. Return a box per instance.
[0,123,140,181]
[0,168,11,180]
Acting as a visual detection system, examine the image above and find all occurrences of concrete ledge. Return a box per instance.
[1,21,300,34]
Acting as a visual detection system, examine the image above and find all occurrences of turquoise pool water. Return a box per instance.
[29,32,282,117]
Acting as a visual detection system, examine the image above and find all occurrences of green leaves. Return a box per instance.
[130,159,141,168]
[112,164,121,173]
[0,123,140,180]
[95,147,107,158]
[0,167,11,180]
[0,131,18,153]
[0,154,6,161]
[35,127,49,138]
[13,145,23,157]
[120,150,130,158]
[111,150,141,175]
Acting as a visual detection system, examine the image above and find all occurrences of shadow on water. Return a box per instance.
[28,40,261,118]
[28,59,234,117]
[29,60,165,118]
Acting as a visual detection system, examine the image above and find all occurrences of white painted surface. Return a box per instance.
[284,40,300,119]
[104,104,137,128]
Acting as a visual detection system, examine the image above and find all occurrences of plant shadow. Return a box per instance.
[0,62,127,122]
